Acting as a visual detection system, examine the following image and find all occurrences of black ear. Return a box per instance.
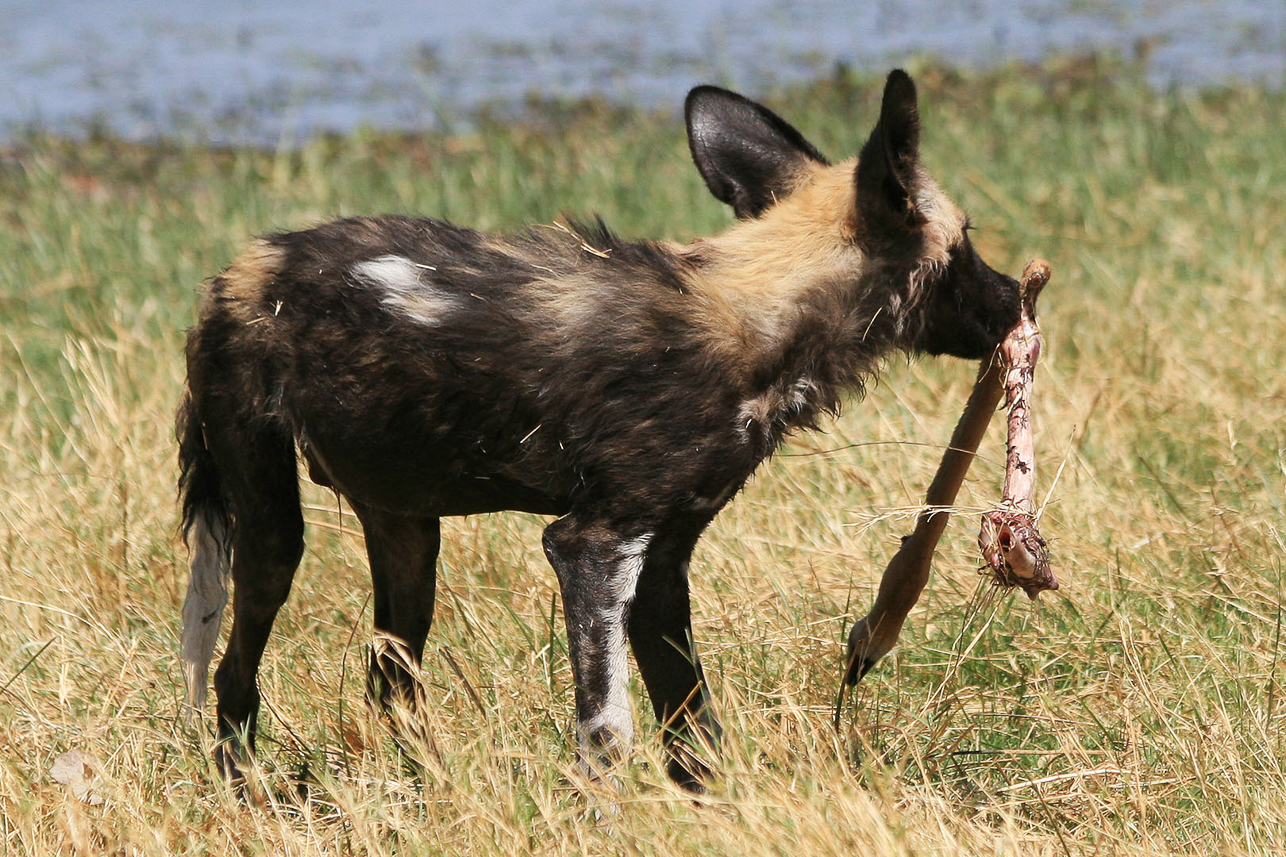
[856,70,925,231]
[685,86,828,219]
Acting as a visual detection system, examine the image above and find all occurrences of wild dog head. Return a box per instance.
[685,70,1020,360]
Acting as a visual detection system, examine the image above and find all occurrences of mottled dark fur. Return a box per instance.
[178,70,1020,788]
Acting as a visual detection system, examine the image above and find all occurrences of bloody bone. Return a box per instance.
[843,258,1053,685]
[977,259,1057,600]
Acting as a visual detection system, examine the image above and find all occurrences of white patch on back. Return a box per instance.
[350,254,457,326]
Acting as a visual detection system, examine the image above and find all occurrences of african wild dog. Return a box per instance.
[178,70,1020,788]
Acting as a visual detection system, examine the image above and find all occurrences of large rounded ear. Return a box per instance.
[685,86,828,220]
[856,70,926,232]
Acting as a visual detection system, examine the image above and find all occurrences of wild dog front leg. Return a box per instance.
[626,519,722,790]
[541,515,650,777]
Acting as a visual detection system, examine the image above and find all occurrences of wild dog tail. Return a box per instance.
[177,390,232,718]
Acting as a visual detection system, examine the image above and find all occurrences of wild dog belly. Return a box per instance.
[291,378,772,520]
[296,415,573,517]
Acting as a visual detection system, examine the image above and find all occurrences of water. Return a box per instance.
[2,0,1283,144]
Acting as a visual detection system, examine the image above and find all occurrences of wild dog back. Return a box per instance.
[187,216,754,519]
[178,70,1020,788]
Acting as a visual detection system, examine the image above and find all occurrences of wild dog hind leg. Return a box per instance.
[207,424,305,780]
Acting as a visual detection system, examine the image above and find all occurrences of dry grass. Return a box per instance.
[2,61,1285,854]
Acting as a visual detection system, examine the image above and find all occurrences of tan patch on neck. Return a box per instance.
[677,158,969,368]
[679,160,863,361]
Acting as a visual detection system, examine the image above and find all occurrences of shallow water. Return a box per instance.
[2,0,1283,144]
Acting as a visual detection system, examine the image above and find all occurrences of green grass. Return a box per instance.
[3,57,1286,854]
